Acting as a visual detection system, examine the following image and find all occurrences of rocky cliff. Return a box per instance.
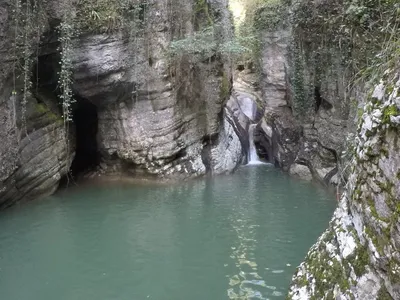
[235,0,399,190]
[70,0,243,178]
[273,0,400,298]
[0,0,72,208]
[289,73,400,300]
[235,0,400,298]
[0,0,245,208]
[250,0,351,185]
[235,0,379,185]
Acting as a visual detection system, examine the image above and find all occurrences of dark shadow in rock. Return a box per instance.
[254,126,272,163]
[69,96,100,177]
[315,86,333,112]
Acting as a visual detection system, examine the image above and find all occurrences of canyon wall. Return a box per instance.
[251,0,354,185]
[236,0,399,298]
[289,74,400,300]
[268,0,400,298]
[0,0,244,208]
[0,0,72,208]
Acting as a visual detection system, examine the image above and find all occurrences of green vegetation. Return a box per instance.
[388,258,400,283]
[220,71,230,101]
[253,0,289,31]
[195,0,213,28]
[346,244,369,277]
[382,105,399,124]
[34,103,62,123]
[377,285,393,300]
[234,0,400,118]
[230,0,290,72]
[76,0,149,33]
[297,228,354,299]
[306,249,350,298]
[58,12,76,123]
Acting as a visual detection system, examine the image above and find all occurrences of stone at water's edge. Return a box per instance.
[289,164,312,181]
[288,76,400,300]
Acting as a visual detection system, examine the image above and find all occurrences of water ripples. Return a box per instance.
[0,165,335,300]
[227,215,272,299]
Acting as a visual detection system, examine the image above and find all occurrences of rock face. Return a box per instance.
[254,23,345,183]
[288,76,400,299]
[70,0,242,178]
[227,70,264,162]
[0,90,71,209]
[0,0,244,207]
[0,0,72,208]
[248,2,353,183]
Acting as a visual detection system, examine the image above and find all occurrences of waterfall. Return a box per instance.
[248,124,262,164]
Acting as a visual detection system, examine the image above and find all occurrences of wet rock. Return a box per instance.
[289,163,312,181]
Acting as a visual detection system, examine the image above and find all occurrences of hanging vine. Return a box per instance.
[11,0,22,130]
[21,0,34,135]
[10,0,46,137]
[57,7,77,181]
[58,17,76,124]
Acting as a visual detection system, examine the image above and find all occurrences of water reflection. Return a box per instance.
[227,166,267,299]
[0,165,335,300]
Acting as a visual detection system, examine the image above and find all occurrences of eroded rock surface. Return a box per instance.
[70,0,241,178]
[0,0,73,208]
[288,76,400,300]
[0,0,244,207]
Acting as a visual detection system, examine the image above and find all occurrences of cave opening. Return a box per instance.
[70,96,100,177]
[33,43,101,180]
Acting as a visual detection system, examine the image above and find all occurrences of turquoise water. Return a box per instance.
[0,165,335,300]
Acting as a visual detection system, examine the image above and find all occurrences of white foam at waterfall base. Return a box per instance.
[247,124,266,165]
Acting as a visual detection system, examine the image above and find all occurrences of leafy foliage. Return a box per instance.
[168,26,255,62]
[290,0,400,80]
[253,0,289,31]
[234,0,399,118]
[76,0,149,33]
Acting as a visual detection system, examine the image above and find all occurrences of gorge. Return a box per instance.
[0,0,399,299]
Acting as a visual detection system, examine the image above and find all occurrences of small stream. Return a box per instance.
[0,165,335,300]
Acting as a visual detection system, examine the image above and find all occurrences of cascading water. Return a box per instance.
[248,124,262,165]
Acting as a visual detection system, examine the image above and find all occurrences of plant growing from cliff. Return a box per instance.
[252,0,289,31]
[21,0,34,132]
[11,0,22,131]
[76,0,149,33]
[285,0,400,119]
[195,0,213,28]
[168,26,253,63]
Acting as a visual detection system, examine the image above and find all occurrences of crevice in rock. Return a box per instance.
[254,127,272,163]
[315,85,333,112]
[315,86,322,112]
[69,96,100,177]
[201,133,219,172]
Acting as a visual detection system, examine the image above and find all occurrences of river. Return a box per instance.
[0,165,335,300]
